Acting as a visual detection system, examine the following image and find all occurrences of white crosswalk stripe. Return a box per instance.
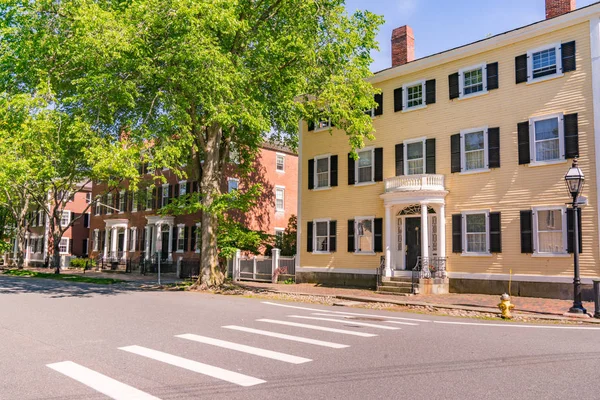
[47,361,160,400]
[288,315,401,330]
[222,325,350,349]
[257,319,378,337]
[309,313,419,326]
[176,333,312,364]
[119,345,266,387]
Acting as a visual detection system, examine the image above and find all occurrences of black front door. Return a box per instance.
[161,231,169,260]
[118,233,125,253]
[405,217,421,271]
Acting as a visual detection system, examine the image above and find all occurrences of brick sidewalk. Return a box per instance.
[239,281,596,317]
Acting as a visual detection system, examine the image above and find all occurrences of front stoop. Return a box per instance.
[378,277,413,295]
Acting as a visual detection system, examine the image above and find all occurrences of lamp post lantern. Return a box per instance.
[564,158,586,314]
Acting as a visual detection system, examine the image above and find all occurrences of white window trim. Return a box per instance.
[93,229,99,252]
[59,238,69,255]
[354,147,375,185]
[60,210,71,227]
[460,126,489,174]
[532,206,568,256]
[312,218,331,255]
[178,180,187,196]
[276,153,286,172]
[527,42,564,85]
[403,137,426,176]
[275,186,285,212]
[354,215,376,255]
[161,184,169,207]
[314,118,332,132]
[195,222,201,253]
[106,194,113,215]
[119,190,126,214]
[458,63,488,100]
[313,154,331,190]
[176,223,185,253]
[402,80,427,112]
[85,192,92,204]
[131,192,138,212]
[84,213,91,228]
[275,227,285,243]
[461,210,491,256]
[529,113,565,166]
[146,188,153,211]
[129,227,136,252]
[227,177,240,193]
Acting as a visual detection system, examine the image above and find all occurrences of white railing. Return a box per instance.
[384,174,445,193]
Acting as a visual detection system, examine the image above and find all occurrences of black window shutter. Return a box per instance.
[171,227,177,252]
[347,220,355,252]
[186,182,191,194]
[515,54,528,84]
[374,218,383,253]
[374,93,383,116]
[489,212,502,253]
[520,210,533,253]
[190,226,196,251]
[308,159,315,190]
[425,79,436,105]
[347,153,355,185]
[183,226,189,251]
[174,184,179,199]
[452,214,462,253]
[395,143,404,176]
[567,208,583,253]
[561,41,576,72]
[329,220,337,252]
[517,122,531,165]
[330,155,338,187]
[192,181,198,193]
[394,87,403,112]
[488,127,501,169]
[307,221,313,252]
[486,62,499,90]
[115,192,120,211]
[374,148,383,182]
[564,113,579,159]
[169,184,174,203]
[307,121,315,131]
[450,134,461,173]
[156,186,162,208]
[449,72,460,100]
[83,213,89,228]
[425,139,436,174]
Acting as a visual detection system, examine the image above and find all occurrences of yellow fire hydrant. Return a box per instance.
[498,293,515,319]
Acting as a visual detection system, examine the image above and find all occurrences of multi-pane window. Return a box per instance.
[316,119,331,131]
[106,194,113,214]
[533,116,561,162]
[355,218,374,253]
[276,154,285,171]
[86,192,92,204]
[462,66,484,95]
[356,149,373,183]
[162,185,169,207]
[129,228,136,252]
[146,188,153,210]
[95,200,101,216]
[315,157,330,188]
[179,181,187,196]
[532,47,557,79]
[406,141,424,175]
[131,192,138,212]
[177,226,185,252]
[93,230,99,252]
[275,228,285,248]
[406,83,423,109]
[464,213,487,253]
[228,178,239,193]
[60,211,70,227]
[119,191,126,213]
[464,130,485,170]
[314,221,329,252]
[535,208,565,254]
[59,238,69,254]
[275,187,285,211]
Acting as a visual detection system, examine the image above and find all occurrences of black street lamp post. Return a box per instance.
[564,159,586,314]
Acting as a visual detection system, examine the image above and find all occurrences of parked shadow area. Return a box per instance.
[0,276,146,298]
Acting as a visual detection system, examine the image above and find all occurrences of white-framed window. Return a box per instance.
[177,225,185,252]
[533,206,567,255]
[275,228,285,247]
[129,228,136,252]
[313,219,330,253]
[527,43,562,83]
[93,229,99,252]
[31,213,37,227]
[60,211,71,227]
[462,210,490,255]
[119,191,126,213]
[59,238,69,255]
[404,138,425,175]
[106,194,113,215]
[275,187,285,212]
[315,118,331,131]
[530,113,564,164]
[131,192,138,212]
[276,153,285,172]
[82,239,89,256]
[355,217,374,253]
[459,64,487,98]
[86,192,92,204]
[461,127,488,172]
[228,178,239,193]
[37,212,44,227]
[146,188,153,210]
[94,199,101,216]
[314,155,331,189]
[403,80,425,110]
[194,223,201,253]
[179,181,187,196]
[161,184,169,208]
[355,148,374,184]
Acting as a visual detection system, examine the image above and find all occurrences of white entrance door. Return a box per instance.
[395,217,404,270]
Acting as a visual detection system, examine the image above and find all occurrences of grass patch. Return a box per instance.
[3,269,124,285]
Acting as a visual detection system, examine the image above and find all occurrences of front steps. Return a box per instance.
[377,277,414,295]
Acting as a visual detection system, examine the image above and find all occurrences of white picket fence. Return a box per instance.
[229,249,295,283]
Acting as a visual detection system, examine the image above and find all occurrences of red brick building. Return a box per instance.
[89,145,297,264]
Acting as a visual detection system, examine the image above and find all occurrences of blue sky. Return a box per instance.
[344,0,598,72]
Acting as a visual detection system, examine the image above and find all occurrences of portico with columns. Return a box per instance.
[145,215,175,261]
[103,219,129,261]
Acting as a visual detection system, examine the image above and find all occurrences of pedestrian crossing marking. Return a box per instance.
[289,315,401,330]
[119,345,266,387]
[222,325,350,349]
[257,319,378,337]
[176,333,312,364]
[310,313,419,326]
[47,361,160,400]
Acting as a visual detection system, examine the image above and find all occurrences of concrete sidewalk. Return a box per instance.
[238,281,599,322]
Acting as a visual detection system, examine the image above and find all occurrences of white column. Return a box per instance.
[24,234,31,264]
[271,248,281,283]
[167,224,173,261]
[103,229,110,260]
[111,227,118,258]
[438,203,446,260]
[420,202,429,266]
[122,227,128,260]
[155,223,162,258]
[384,205,392,277]
[145,226,151,260]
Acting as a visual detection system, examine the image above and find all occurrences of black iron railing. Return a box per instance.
[411,257,447,293]
[376,256,385,290]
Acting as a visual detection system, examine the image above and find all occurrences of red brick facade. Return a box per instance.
[546,0,576,19]
[391,25,415,68]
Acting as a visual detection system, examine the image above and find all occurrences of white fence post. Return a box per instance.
[271,248,280,284]
[252,256,257,280]
[233,249,241,281]
[176,257,182,279]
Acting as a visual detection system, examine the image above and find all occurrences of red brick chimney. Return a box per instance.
[545,0,576,19]
[391,25,414,67]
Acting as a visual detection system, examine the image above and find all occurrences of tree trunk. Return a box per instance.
[52,239,62,274]
[15,229,26,269]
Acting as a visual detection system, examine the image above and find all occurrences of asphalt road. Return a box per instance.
[1,276,600,400]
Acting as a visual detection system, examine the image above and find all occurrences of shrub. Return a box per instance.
[70,258,96,270]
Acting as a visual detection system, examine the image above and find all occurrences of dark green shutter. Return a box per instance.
[425,139,436,174]
[330,155,338,187]
[374,218,383,253]
[347,153,355,185]
[183,226,189,251]
[425,79,436,104]
[488,127,500,168]
[515,54,528,84]
[561,41,576,72]
[308,159,315,189]
[564,113,579,159]
[374,93,383,116]
[450,134,461,173]
[347,220,355,252]
[520,210,533,253]
[329,220,337,252]
[190,226,197,252]
[486,62,499,90]
[567,208,582,253]
[174,184,179,199]
[517,122,531,165]
[452,214,462,253]
[449,73,460,99]
[307,121,315,131]
[307,221,313,252]
[395,143,404,176]
[489,212,502,253]
[394,87,403,112]
[374,148,383,182]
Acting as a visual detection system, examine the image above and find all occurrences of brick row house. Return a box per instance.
[298,0,600,299]
[89,144,297,265]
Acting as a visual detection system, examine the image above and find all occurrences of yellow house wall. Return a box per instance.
[300,21,600,279]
